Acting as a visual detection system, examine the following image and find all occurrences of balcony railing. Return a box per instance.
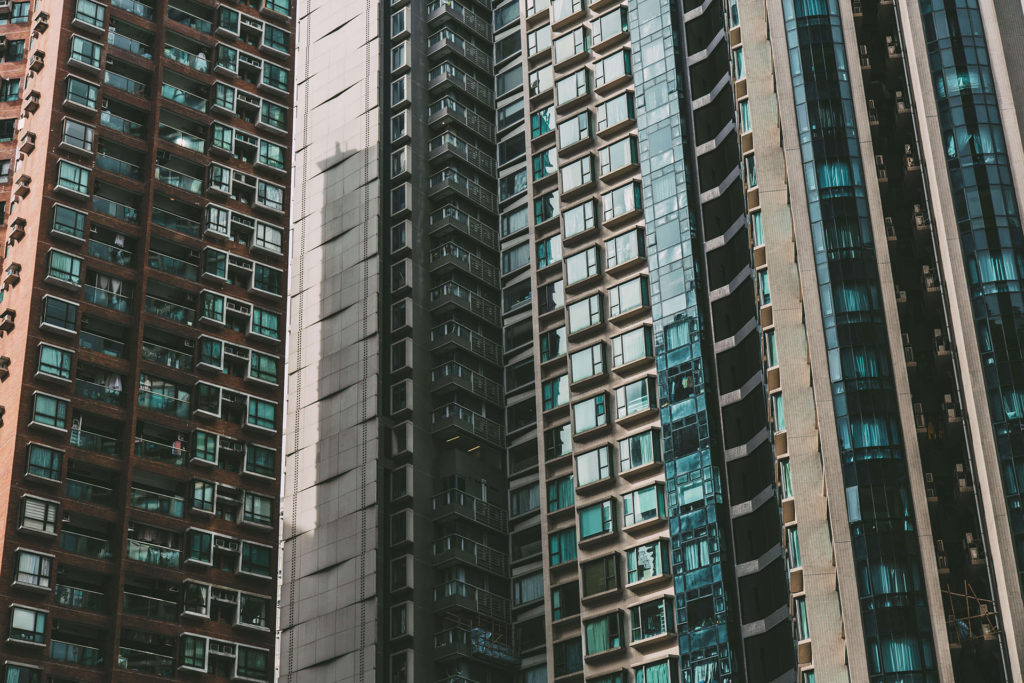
[138,389,190,418]
[75,378,124,406]
[51,640,103,667]
[84,284,132,313]
[70,427,120,456]
[80,329,127,358]
[164,44,208,72]
[54,584,105,611]
[101,110,144,137]
[141,341,193,370]
[59,530,113,559]
[161,83,206,111]
[167,6,212,33]
[87,240,133,266]
[155,165,203,193]
[152,206,201,236]
[66,477,116,505]
[107,31,152,58]
[112,0,154,20]
[118,646,175,676]
[97,152,142,179]
[126,538,180,568]
[158,122,204,152]
[149,251,198,280]
[123,591,178,621]
[93,195,139,223]
[134,436,187,466]
[145,294,194,323]
[130,487,185,518]
[104,70,148,96]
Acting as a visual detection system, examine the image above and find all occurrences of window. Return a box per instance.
[795,596,810,639]
[576,446,611,486]
[556,69,589,105]
[238,594,270,629]
[630,598,672,641]
[532,147,556,180]
[594,8,628,44]
[780,459,793,498]
[602,181,642,221]
[573,394,607,433]
[46,250,82,285]
[534,190,558,224]
[609,276,649,316]
[511,484,540,516]
[495,32,521,62]
[391,112,407,141]
[3,40,24,61]
[551,582,580,620]
[499,170,527,201]
[739,99,751,133]
[751,210,764,247]
[745,153,758,188]
[757,269,771,304]
[553,639,583,677]
[243,492,273,525]
[192,480,215,512]
[542,374,569,410]
[526,0,551,16]
[62,119,95,152]
[66,76,99,109]
[616,377,654,419]
[51,202,87,240]
[594,50,631,87]
[258,140,287,170]
[584,611,622,655]
[566,246,599,284]
[0,119,13,142]
[559,111,591,148]
[30,394,68,430]
[255,223,284,253]
[9,606,46,644]
[554,27,589,63]
[0,78,19,101]
[41,296,77,332]
[581,555,617,595]
[496,65,523,97]
[549,527,577,566]
[788,526,802,568]
[537,235,562,267]
[600,136,638,175]
[251,308,280,339]
[547,475,574,512]
[612,327,652,367]
[531,106,553,138]
[733,46,745,79]
[14,550,52,588]
[626,541,668,583]
[772,393,786,431]
[606,229,644,268]
[636,660,675,683]
[570,343,604,382]
[391,43,406,71]
[619,430,660,473]
[529,65,553,96]
[540,327,567,362]
[390,9,406,37]
[240,542,272,577]
[579,500,614,538]
[597,92,635,131]
[502,206,528,238]
[248,397,277,430]
[20,496,58,534]
[264,0,292,15]
[568,294,602,333]
[514,572,544,606]
[180,634,207,670]
[237,647,269,679]
[494,1,519,29]
[56,161,90,195]
[544,423,572,461]
[250,352,278,384]
[75,0,106,28]
[552,0,585,21]
[37,345,72,380]
[623,484,666,527]
[527,25,551,56]
[69,35,103,68]
[765,328,777,366]
[561,156,593,192]
[563,200,596,239]
[4,664,42,683]
[498,98,525,130]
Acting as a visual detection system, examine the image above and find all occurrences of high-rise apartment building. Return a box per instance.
[0,0,294,681]
[282,0,1024,682]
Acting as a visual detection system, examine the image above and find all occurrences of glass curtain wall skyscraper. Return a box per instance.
[281,0,1024,681]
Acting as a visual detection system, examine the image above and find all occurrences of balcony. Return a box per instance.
[168,4,213,33]
[97,151,143,180]
[429,282,499,325]
[164,43,208,72]
[434,580,509,622]
[130,487,185,518]
[123,591,178,621]
[426,0,491,40]
[50,640,103,667]
[141,340,193,370]
[66,477,116,506]
[134,436,187,466]
[427,65,494,107]
[84,284,132,313]
[93,195,139,223]
[118,647,175,676]
[428,206,498,250]
[431,362,501,404]
[427,96,493,139]
[145,294,195,324]
[433,534,507,575]
[155,164,203,194]
[152,205,201,237]
[431,487,507,532]
[108,30,153,59]
[429,242,498,281]
[58,530,113,559]
[112,0,154,19]
[105,69,148,97]
[126,539,180,568]
[158,121,205,152]
[70,427,120,456]
[161,82,207,112]
[149,249,199,280]
[54,584,105,611]
[101,109,145,138]
[430,321,500,365]
[429,134,496,176]
[138,388,190,419]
